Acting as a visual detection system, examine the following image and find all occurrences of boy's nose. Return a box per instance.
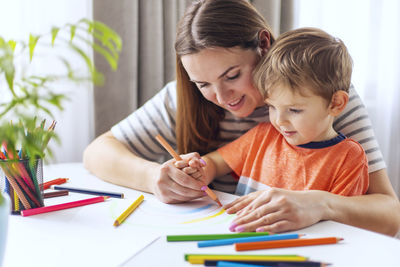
[275,113,288,126]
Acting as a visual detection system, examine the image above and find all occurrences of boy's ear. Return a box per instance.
[329,91,349,116]
[258,30,271,56]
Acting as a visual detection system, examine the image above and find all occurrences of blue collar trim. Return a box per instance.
[297,132,346,149]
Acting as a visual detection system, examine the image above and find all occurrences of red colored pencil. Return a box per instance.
[42,178,69,190]
[21,196,109,216]
[235,237,343,251]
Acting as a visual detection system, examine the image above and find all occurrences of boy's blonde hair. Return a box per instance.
[254,27,353,102]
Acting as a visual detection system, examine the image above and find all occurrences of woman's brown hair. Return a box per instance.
[175,0,274,154]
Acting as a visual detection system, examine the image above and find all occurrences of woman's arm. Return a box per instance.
[324,169,400,236]
[83,131,205,203]
[226,169,400,236]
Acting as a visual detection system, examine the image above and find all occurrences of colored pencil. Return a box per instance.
[198,233,302,247]
[51,185,124,198]
[155,134,222,207]
[21,196,109,216]
[13,189,18,211]
[114,195,144,226]
[235,237,343,251]
[43,190,69,199]
[11,173,41,207]
[167,232,270,242]
[2,168,31,209]
[185,254,308,265]
[204,260,330,267]
[42,178,69,190]
[215,261,265,267]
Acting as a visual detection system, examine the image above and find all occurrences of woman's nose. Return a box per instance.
[215,84,231,104]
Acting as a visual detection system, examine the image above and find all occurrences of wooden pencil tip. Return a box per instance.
[338,237,344,241]
[104,196,111,200]
[113,221,120,227]
[216,200,222,207]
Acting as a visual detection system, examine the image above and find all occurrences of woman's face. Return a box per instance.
[181,47,265,118]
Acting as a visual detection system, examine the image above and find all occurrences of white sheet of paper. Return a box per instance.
[4,163,238,267]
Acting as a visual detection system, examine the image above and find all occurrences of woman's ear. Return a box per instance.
[258,30,271,56]
[329,91,349,116]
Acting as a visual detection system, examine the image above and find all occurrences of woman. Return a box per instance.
[83,0,400,236]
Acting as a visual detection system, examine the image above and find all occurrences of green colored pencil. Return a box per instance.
[167,232,270,242]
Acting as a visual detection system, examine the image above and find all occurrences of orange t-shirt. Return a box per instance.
[218,123,369,196]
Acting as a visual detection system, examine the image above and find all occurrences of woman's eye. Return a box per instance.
[198,83,208,89]
[226,72,240,80]
[289,108,302,114]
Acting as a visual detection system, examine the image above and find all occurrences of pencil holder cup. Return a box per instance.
[0,158,44,214]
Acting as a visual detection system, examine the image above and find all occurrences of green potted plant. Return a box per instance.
[0,18,121,255]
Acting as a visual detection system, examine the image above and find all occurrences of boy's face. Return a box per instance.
[265,84,337,146]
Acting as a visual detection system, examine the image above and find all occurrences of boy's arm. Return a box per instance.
[202,151,233,184]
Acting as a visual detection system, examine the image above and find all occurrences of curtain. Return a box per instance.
[92,0,294,136]
[294,0,400,197]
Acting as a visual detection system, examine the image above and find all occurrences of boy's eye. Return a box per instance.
[226,71,240,80]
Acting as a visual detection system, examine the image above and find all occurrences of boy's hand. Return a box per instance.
[224,188,325,233]
[175,152,206,182]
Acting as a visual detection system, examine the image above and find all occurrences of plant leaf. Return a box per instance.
[8,40,17,51]
[29,34,40,62]
[51,27,60,46]
[70,24,76,42]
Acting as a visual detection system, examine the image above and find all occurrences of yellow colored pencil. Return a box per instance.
[186,254,308,264]
[113,195,144,227]
[14,190,19,211]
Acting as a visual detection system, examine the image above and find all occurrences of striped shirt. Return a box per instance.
[111,81,385,194]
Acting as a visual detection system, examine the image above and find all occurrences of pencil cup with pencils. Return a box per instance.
[0,158,44,214]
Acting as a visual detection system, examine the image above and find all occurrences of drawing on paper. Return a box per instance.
[109,195,235,230]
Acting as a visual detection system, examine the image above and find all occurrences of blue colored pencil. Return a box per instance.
[198,233,302,248]
[51,185,124,198]
[216,261,265,267]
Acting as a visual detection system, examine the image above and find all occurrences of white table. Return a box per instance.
[3,163,400,267]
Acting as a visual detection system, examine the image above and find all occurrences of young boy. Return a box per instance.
[183,27,369,200]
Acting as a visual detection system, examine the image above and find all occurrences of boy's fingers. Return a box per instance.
[174,160,188,169]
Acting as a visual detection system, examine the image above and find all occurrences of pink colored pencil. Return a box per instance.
[21,196,109,216]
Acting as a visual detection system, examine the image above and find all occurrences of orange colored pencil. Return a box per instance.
[21,196,109,216]
[155,135,222,207]
[42,178,69,190]
[235,237,343,251]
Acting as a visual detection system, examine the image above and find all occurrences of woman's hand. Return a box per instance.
[152,153,206,203]
[225,188,327,233]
